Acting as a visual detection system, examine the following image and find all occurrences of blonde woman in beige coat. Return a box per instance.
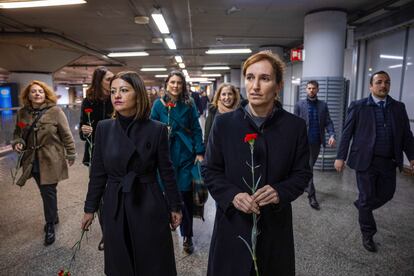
[11,80,76,246]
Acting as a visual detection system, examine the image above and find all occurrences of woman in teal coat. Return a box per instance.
[151,71,205,254]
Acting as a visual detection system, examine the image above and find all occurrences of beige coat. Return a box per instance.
[12,103,76,185]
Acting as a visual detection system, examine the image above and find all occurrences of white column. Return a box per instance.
[303,10,347,78]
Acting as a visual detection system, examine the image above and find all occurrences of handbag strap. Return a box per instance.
[160,98,193,135]
[22,107,50,142]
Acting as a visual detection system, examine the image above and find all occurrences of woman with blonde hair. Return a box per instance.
[204,83,240,143]
[12,80,76,246]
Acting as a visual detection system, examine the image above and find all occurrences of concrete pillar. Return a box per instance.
[230,69,241,88]
[302,10,347,171]
[223,73,230,83]
[303,10,347,77]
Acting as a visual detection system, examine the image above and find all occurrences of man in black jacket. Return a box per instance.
[335,71,414,253]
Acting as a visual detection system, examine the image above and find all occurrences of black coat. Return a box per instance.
[84,118,181,276]
[202,102,311,276]
[336,95,414,171]
[204,104,217,144]
[79,97,113,165]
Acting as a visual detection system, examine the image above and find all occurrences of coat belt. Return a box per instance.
[109,171,156,219]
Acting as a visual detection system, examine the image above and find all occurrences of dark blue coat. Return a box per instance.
[202,102,311,276]
[294,98,336,146]
[84,118,181,275]
[336,95,414,171]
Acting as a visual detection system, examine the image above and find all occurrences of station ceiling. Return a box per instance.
[0,0,411,85]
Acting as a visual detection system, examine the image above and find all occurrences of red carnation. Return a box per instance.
[166,102,176,108]
[16,122,27,129]
[84,108,93,113]
[244,133,258,143]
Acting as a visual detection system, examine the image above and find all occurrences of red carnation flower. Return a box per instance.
[84,108,93,113]
[244,133,258,143]
[166,102,176,108]
[16,122,27,129]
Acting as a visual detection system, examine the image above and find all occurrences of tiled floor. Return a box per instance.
[0,148,413,276]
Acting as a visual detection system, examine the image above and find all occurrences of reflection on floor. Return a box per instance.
[0,149,413,276]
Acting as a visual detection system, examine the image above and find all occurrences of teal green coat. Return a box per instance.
[151,98,205,191]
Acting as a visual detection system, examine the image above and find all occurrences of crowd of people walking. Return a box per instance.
[10,50,414,275]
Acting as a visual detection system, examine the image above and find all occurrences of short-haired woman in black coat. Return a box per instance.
[81,71,182,276]
[202,51,311,276]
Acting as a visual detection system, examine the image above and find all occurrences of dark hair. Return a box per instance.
[164,70,192,105]
[370,71,390,85]
[306,80,319,88]
[242,50,285,86]
[110,71,150,120]
[20,80,57,107]
[87,66,112,101]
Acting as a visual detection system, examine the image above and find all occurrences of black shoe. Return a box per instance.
[353,200,359,210]
[183,237,194,254]
[44,216,59,232]
[44,223,55,246]
[309,197,320,210]
[98,238,104,251]
[362,236,377,252]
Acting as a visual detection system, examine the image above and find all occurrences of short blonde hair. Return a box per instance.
[212,83,240,109]
[242,50,285,86]
[20,80,57,107]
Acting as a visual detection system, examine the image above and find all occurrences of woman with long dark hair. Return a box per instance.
[82,71,182,275]
[79,66,114,250]
[151,70,205,254]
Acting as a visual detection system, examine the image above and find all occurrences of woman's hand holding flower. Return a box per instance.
[81,124,93,136]
[233,192,260,215]
[81,213,94,231]
[252,185,279,206]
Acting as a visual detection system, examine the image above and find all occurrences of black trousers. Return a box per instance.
[306,143,321,199]
[179,191,194,238]
[33,173,58,224]
[355,156,396,238]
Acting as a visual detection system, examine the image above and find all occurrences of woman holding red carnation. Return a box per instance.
[11,80,76,246]
[82,71,182,275]
[79,66,114,251]
[202,51,312,275]
[151,70,205,254]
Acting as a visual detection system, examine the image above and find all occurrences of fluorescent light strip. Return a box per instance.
[140,68,167,72]
[175,56,183,63]
[0,0,86,9]
[380,54,403,60]
[155,75,168,78]
[108,51,149,57]
[151,13,170,34]
[178,63,186,69]
[186,77,208,82]
[206,48,252,54]
[388,62,412,69]
[182,69,189,76]
[164,38,177,50]
[201,74,221,77]
[202,66,230,70]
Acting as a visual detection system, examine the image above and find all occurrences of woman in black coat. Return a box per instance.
[204,83,240,144]
[202,51,311,276]
[79,66,114,250]
[81,71,182,276]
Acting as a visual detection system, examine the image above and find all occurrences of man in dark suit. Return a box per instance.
[294,80,336,210]
[335,71,414,253]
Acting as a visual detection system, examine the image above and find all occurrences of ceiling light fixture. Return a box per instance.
[134,16,149,24]
[151,12,170,34]
[206,48,252,54]
[186,77,208,82]
[140,68,167,72]
[178,63,186,69]
[108,51,149,57]
[201,74,221,77]
[164,38,177,50]
[0,0,86,9]
[202,66,230,70]
[174,56,183,63]
[155,75,168,78]
[379,54,403,60]
[182,69,189,77]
